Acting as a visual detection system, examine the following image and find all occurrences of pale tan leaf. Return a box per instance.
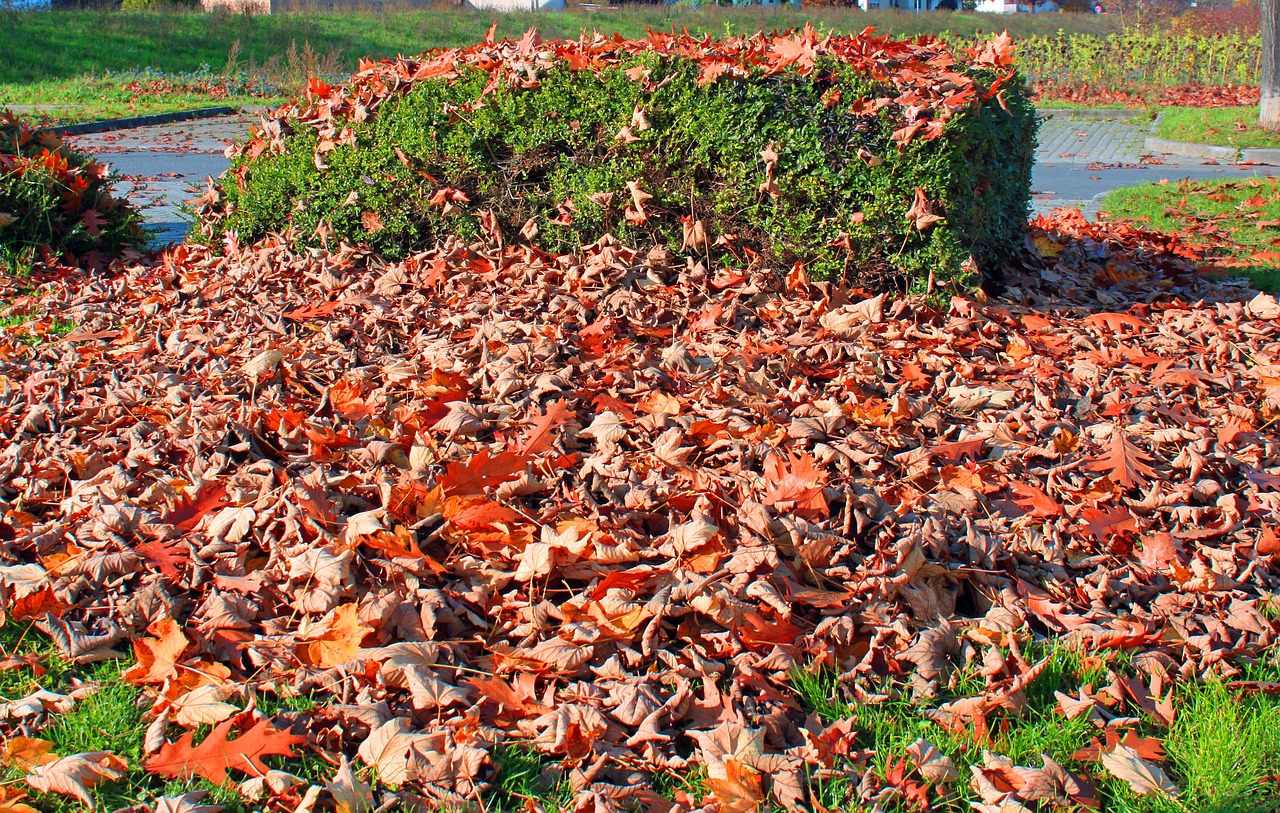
[1101,744,1180,797]
[326,756,373,813]
[25,752,126,806]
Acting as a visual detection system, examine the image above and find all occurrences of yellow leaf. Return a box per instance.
[301,604,372,668]
[1,738,56,771]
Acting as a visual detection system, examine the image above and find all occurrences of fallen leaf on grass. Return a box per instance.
[145,719,306,784]
[25,751,126,806]
[123,617,189,685]
[1101,744,1179,797]
[326,755,374,813]
[1,738,55,771]
[0,789,37,813]
[153,792,225,813]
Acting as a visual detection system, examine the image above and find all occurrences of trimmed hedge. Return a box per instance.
[1,111,145,269]
[203,31,1035,289]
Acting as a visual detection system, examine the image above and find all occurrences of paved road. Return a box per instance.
[68,114,258,246]
[69,111,1279,247]
[1031,111,1275,217]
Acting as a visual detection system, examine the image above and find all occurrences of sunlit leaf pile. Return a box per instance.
[0,198,1277,810]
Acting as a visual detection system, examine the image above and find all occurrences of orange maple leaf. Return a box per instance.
[1082,312,1148,333]
[300,604,372,668]
[437,449,526,496]
[1080,504,1138,541]
[763,451,828,518]
[145,719,306,784]
[1008,482,1063,518]
[706,760,764,813]
[8,585,69,623]
[519,399,574,456]
[1087,426,1158,489]
[123,618,189,686]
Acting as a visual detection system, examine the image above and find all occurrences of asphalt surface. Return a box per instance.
[68,111,1280,247]
[68,114,258,247]
[1030,110,1276,217]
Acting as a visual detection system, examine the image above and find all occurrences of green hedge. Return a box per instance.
[205,35,1035,289]
[1,111,144,269]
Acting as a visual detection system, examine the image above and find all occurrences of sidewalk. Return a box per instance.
[1031,110,1274,217]
[68,114,257,246]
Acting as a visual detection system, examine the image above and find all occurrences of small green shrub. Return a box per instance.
[0,111,145,270]
[119,0,202,12]
[203,32,1035,289]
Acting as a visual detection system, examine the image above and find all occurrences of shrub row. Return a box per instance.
[200,30,1036,289]
[1007,29,1259,92]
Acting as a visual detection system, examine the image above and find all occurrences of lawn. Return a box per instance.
[1099,176,1280,292]
[4,621,1280,812]
[1,74,282,126]
[1154,106,1280,151]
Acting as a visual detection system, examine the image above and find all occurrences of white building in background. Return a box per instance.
[464,0,566,9]
[975,0,1059,10]
[857,0,1058,9]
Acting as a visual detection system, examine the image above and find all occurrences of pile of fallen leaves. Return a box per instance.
[1099,176,1280,276]
[0,208,1277,812]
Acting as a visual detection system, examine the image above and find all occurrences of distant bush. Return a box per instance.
[200,30,1035,291]
[119,0,201,11]
[1171,0,1259,36]
[0,111,145,269]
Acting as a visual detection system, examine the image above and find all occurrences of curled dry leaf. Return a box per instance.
[242,349,285,378]
[906,738,959,784]
[1101,744,1180,798]
[25,751,126,806]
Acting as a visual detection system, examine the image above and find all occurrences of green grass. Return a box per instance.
[0,76,281,126]
[488,743,574,812]
[1099,176,1280,292]
[786,642,1280,813]
[5,618,1280,812]
[0,8,1117,87]
[0,622,322,812]
[0,305,77,346]
[1155,106,1280,151]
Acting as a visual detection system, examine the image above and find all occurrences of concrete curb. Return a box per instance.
[1142,135,1280,166]
[40,106,240,137]
[1035,107,1149,121]
[1143,112,1280,165]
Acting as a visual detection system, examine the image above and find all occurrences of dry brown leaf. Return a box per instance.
[25,751,126,806]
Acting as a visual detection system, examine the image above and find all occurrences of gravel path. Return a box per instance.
[70,111,1277,247]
